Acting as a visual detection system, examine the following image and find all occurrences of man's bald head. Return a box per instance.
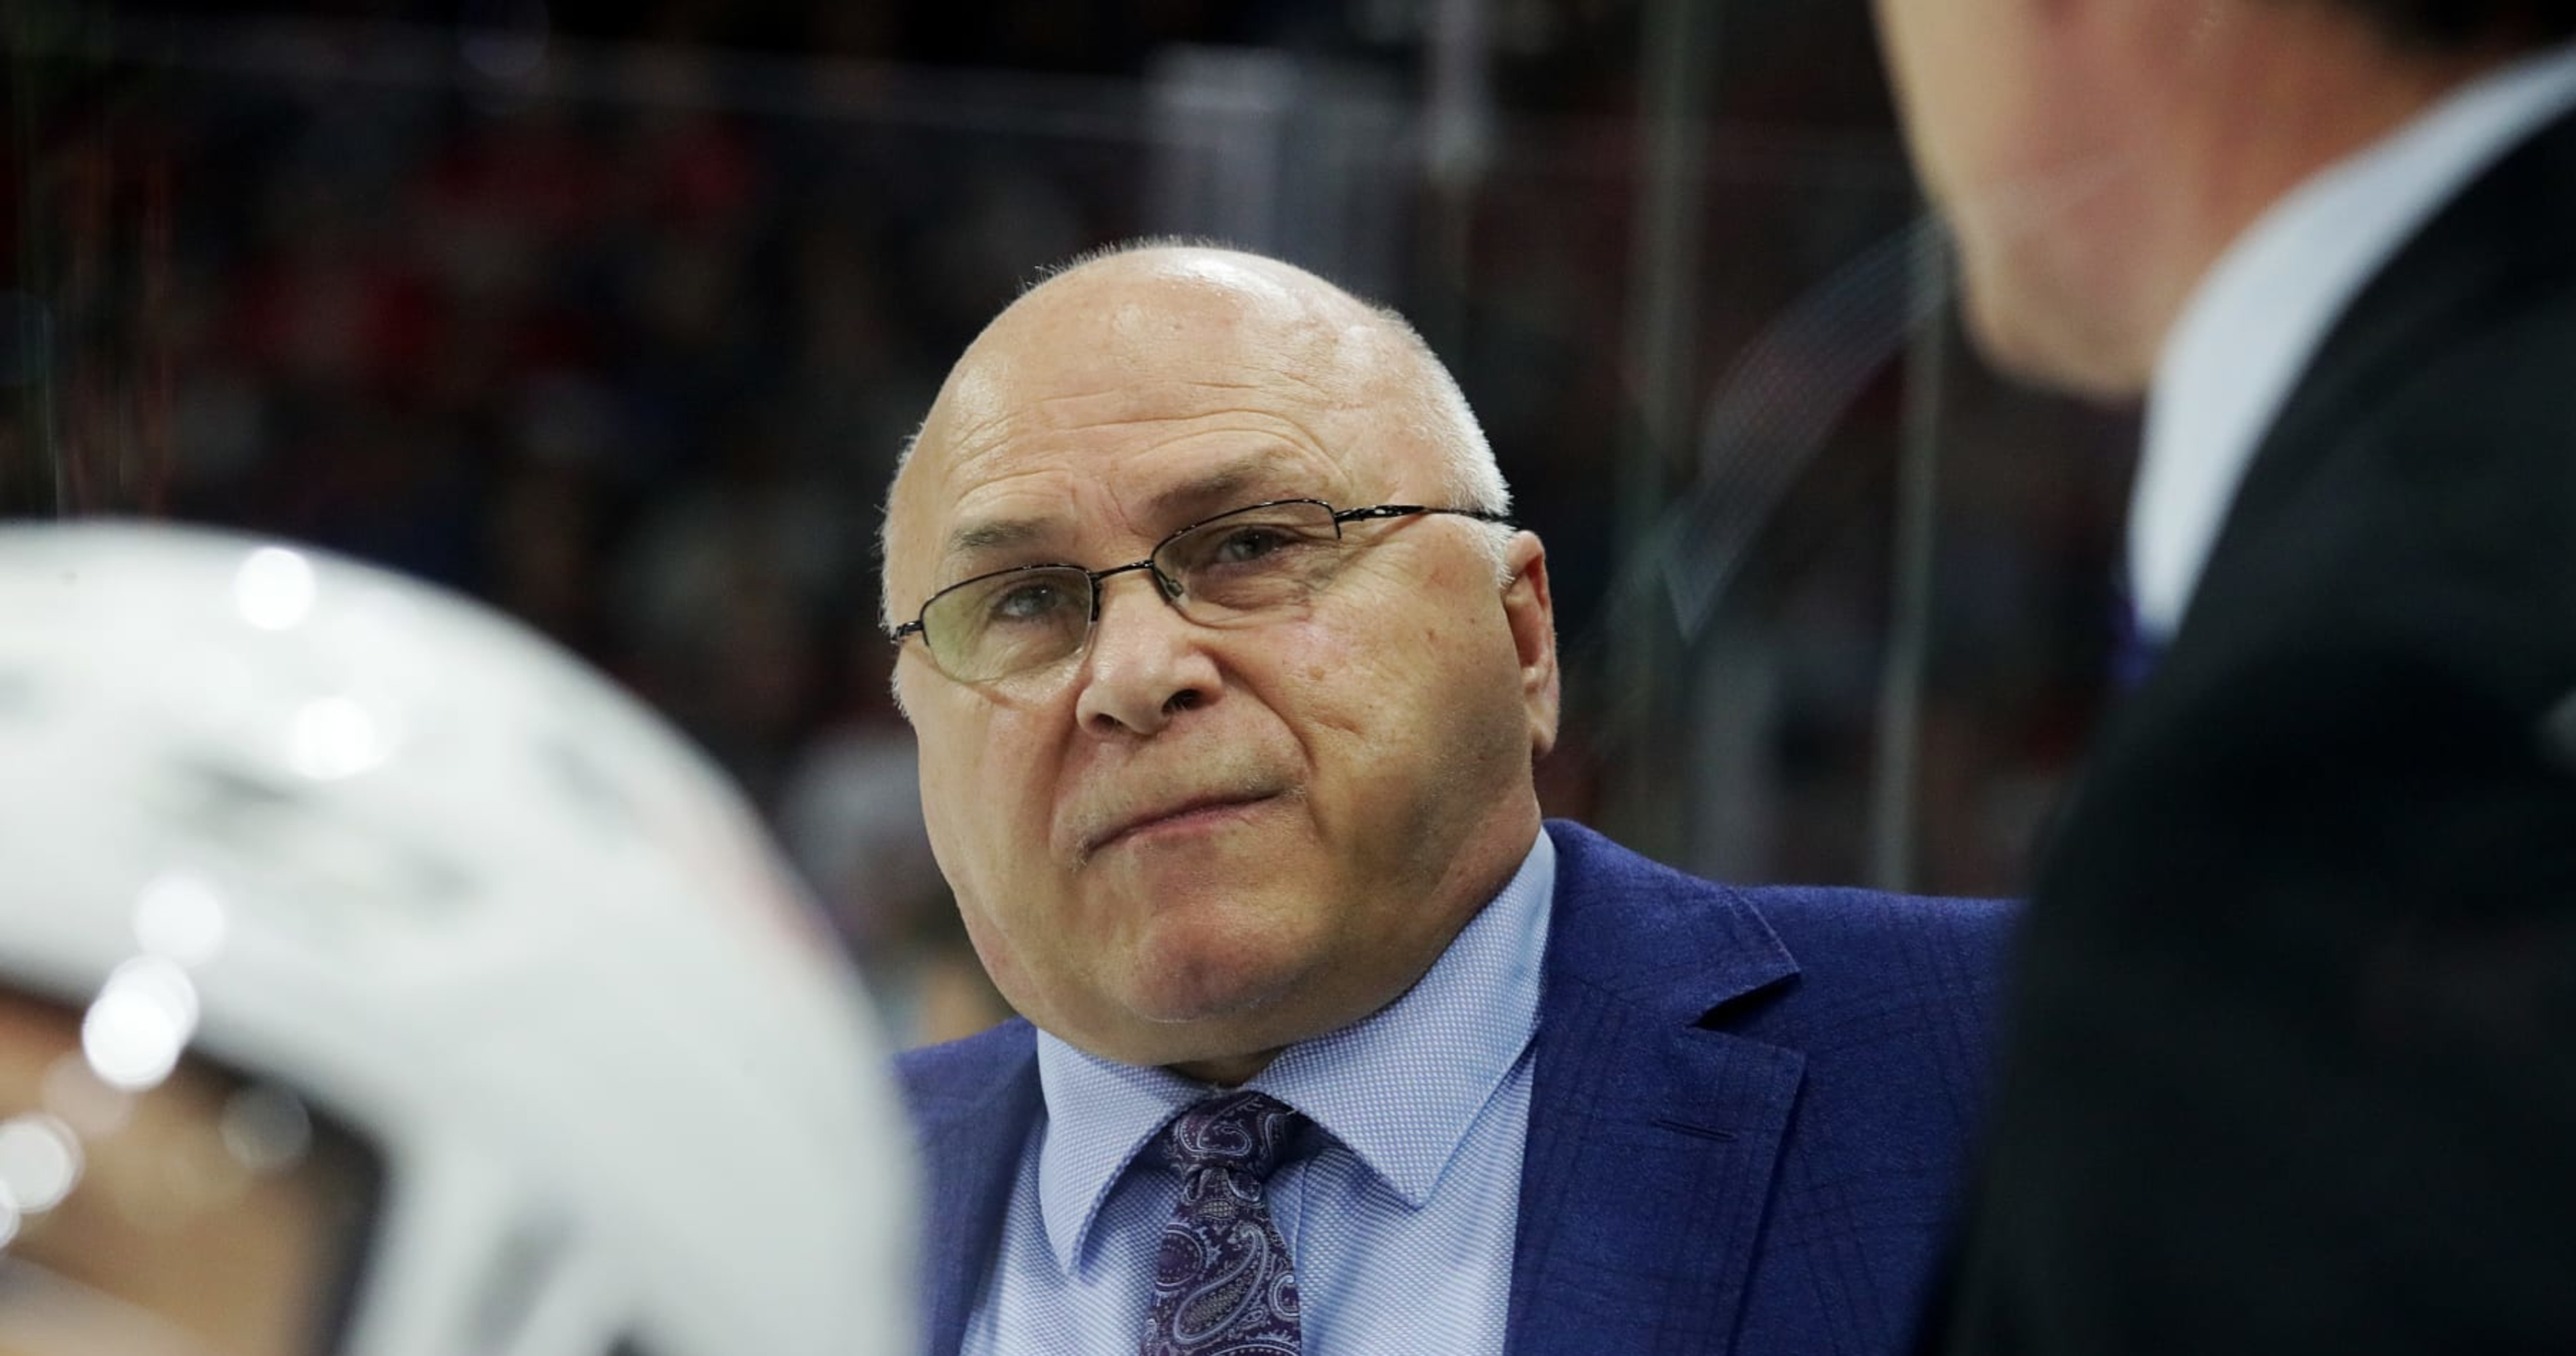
[881,245,1507,628]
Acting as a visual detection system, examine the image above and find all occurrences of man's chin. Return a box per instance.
[1125,953,1307,1029]
[1959,257,2154,400]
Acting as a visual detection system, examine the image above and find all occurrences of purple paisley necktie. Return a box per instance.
[1141,1090,1307,1356]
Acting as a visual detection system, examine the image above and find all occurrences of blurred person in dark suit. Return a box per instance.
[0,523,913,1355]
[879,243,2015,1356]
[1870,1,2576,1351]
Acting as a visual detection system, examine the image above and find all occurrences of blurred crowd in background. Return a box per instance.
[8,0,2140,1046]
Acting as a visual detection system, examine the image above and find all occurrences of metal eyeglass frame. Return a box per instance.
[886,498,1514,680]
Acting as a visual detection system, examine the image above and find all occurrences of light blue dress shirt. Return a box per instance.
[960,830,1554,1356]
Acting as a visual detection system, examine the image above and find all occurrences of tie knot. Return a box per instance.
[1159,1090,1303,1180]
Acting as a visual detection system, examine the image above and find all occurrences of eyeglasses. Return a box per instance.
[889,498,1512,683]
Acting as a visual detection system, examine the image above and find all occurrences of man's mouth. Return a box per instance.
[1081,791,1281,860]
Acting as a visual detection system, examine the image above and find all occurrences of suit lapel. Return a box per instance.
[912,1029,1043,1356]
[1508,822,1807,1356]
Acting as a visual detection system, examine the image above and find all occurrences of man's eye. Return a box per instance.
[1209,525,1295,565]
[986,578,1078,623]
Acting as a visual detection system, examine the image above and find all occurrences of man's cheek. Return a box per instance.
[1269,622,1371,723]
[957,897,1041,1008]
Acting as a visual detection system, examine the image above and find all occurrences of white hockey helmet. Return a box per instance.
[0,522,915,1356]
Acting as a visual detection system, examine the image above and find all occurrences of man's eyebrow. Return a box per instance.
[1140,461,1302,527]
[944,517,1055,559]
[940,458,1320,565]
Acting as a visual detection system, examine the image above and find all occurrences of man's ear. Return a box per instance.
[1499,532,1560,760]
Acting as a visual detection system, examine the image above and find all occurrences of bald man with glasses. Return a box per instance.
[879,243,2015,1356]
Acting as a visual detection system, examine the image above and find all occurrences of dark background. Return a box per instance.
[3,0,2139,1043]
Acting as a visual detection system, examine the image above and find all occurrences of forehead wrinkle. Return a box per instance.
[1017,372,1349,434]
[931,374,1291,480]
[1134,456,1311,527]
[939,388,1350,495]
[898,271,1404,583]
[938,440,1342,575]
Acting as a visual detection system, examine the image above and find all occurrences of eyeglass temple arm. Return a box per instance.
[1331,505,1514,525]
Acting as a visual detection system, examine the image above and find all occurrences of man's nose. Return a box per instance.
[1072,572,1219,737]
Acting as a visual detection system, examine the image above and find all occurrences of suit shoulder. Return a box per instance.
[1546,818,2015,1004]
[1741,883,2016,953]
[1546,818,2016,971]
[1729,883,2017,1008]
[895,1016,1036,1115]
[1715,888,2016,1136]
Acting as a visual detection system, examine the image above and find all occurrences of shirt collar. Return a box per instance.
[2133,39,2576,639]
[1032,828,1555,1274]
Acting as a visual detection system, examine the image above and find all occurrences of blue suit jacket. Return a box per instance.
[898,820,2014,1355]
